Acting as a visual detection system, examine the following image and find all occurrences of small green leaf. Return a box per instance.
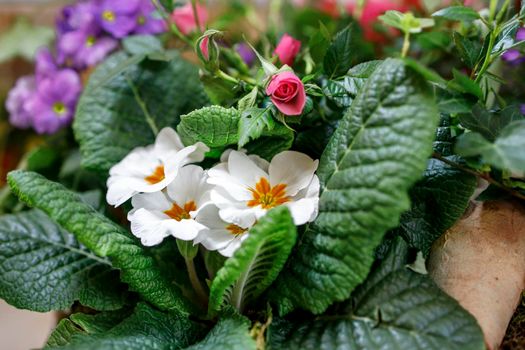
[0,209,126,312]
[308,22,331,64]
[7,171,193,314]
[122,35,163,56]
[185,312,256,350]
[449,69,482,99]
[244,123,294,161]
[237,87,259,112]
[380,11,434,34]
[432,6,480,21]
[238,107,275,147]
[324,26,355,79]
[271,59,439,315]
[209,207,296,314]
[459,103,524,142]
[453,32,482,69]
[177,106,240,148]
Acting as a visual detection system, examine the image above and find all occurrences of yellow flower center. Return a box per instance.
[144,165,165,184]
[226,224,248,236]
[86,35,96,47]
[53,102,67,116]
[137,15,146,25]
[102,10,116,22]
[247,177,290,209]
[164,201,197,221]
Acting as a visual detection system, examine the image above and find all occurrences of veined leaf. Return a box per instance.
[271,59,439,314]
[238,107,275,147]
[432,6,480,21]
[244,123,294,161]
[177,106,240,148]
[0,209,126,312]
[459,103,524,142]
[209,207,296,314]
[185,312,256,350]
[269,239,485,350]
[74,51,210,177]
[7,171,193,314]
[324,26,355,79]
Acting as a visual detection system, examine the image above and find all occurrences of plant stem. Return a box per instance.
[125,75,159,136]
[432,152,525,201]
[151,0,194,46]
[185,258,208,306]
[401,31,411,58]
[191,0,202,35]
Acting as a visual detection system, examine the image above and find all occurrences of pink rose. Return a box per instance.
[266,71,306,116]
[274,34,302,66]
[171,3,208,35]
[199,36,209,60]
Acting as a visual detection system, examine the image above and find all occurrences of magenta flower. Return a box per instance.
[171,3,208,35]
[134,1,167,35]
[58,29,118,69]
[98,0,141,38]
[5,76,36,129]
[266,71,306,116]
[35,48,58,82]
[27,69,82,134]
[274,34,302,66]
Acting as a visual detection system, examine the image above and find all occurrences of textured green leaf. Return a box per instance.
[244,123,294,161]
[459,103,524,142]
[238,107,275,147]
[323,61,381,109]
[433,114,453,155]
[0,209,126,312]
[456,121,525,173]
[47,303,204,350]
[324,26,355,79]
[209,207,296,314]
[393,157,477,256]
[453,32,482,69]
[7,171,193,314]
[74,51,210,177]
[177,106,240,148]
[185,313,256,350]
[432,6,480,21]
[269,239,485,350]
[449,69,482,99]
[271,59,439,314]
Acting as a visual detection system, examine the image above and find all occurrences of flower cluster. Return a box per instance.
[6,0,166,134]
[106,128,320,257]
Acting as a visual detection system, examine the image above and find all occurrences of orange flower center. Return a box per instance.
[247,177,289,209]
[164,201,197,221]
[226,224,248,236]
[144,165,165,184]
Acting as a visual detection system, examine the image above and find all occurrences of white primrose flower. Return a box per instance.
[194,204,251,257]
[128,165,213,246]
[207,150,320,228]
[106,127,209,207]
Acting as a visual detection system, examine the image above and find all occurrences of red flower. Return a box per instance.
[274,34,302,66]
[266,71,306,116]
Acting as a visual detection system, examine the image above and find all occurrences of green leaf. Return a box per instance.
[47,303,204,350]
[432,6,480,21]
[7,171,193,314]
[459,103,524,142]
[456,121,525,173]
[433,114,453,156]
[324,26,355,79]
[244,123,294,161]
[379,11,434,34]
[308,22,331,64]
[209,207,296,314]
[270,239,485,350]
[122,35,163,56]
[177,106,240,148]
[185,312,256,350]
[449,69,482,99]
[201,74,238,106]
[271,58,439,315]
[0,17,54,63]
[238,107,275,147]
[323,60,382,109]
[453,32,482,69]
[394,157,477,256]
[0,209,126,312]
[74,51,210,177]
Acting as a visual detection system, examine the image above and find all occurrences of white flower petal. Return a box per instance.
[162,218,207,241]
[154,127,185,155]
[163,142,209,175]
[285,197,318,225]
[219,234,249,257]
[269,151,319,197]
[220,148,270,171]
[227,150,268,187]
[130,191,172,214]
[208,164,253,201]
[166,165,212,206]
[129,208,170,246]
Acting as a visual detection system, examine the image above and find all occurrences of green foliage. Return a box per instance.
[324,26,355,79]
[0,209,126,312]
[7,171,193,314]
[459,103,524,142]
[47,303,204,350]
[238,107,275,147]
[185,312,256,350]
[244,123,294,161]
[209,207,296,314]
[271,59,439,315]
[453,32,482,69]
[74,51,210,177]
[432,6,480,21]
[449,69,482,99]
[379,11,434,34]
[177,106,240,148]
[456,121,525,173]
[0,17,54,63]
[122,35,163,56]
[269,239,485,350]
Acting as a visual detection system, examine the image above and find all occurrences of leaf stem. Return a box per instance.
[185,257,208,306]
[125,75,159,136]
[401,31,410,58]
[191,0,202,36]
[432,152,525,201]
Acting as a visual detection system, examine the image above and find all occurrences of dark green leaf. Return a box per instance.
[201,74,238,106]
[432,6,480,21]
[271,59,439,315]
[308,22,331,64]
[74,51,210,177]
[433,114,453,155]
[177,106,240,148]
[453,32,482,69]
[209,207,296,314]
[244,123,294,161]
[324,26,355,79]
[0,209,126,312]
[7,171,193,314]
[238,107,275,147]
[459,103,524,141]
[449,69,482,99]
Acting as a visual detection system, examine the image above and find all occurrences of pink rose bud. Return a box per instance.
[199,36,209,60]
[266,71,306,116]
[274,34,302,66]
[171,2,208,35]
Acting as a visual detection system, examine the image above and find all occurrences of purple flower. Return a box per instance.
[35,47,58,81]
[516,28,525,42]
[56,1,99,35]
[98,0,141,38]
[520,104,525,116]
[236,43,256,66]
[5,76,36,129]
[58,29,118,69]
[134,1,167,35]
[27,69,82,134]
